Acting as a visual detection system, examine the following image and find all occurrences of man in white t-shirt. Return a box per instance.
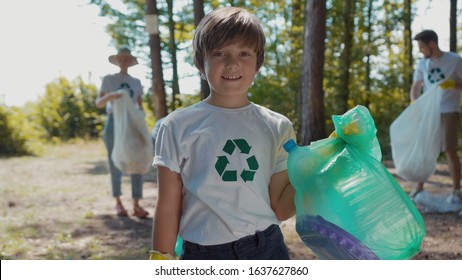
[409,30,462,202]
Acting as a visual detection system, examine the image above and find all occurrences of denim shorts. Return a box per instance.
[181,224,290,260]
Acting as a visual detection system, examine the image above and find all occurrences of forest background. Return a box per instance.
[1,0,461,158]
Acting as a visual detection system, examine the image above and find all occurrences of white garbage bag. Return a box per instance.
[111,92,153,174]
[390,84,442,182]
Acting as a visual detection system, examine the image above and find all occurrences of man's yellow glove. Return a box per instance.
[149,250,176,260]
[439,79,456,89]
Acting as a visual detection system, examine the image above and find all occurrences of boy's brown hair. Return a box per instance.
[193,7,266,73]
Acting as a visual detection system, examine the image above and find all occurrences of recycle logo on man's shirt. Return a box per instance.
[214,139,259,182]
[427,67,445,84]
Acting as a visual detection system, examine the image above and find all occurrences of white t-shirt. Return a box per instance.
[153,101,296,245]
[100,73,143,114]
[413,52,462,113]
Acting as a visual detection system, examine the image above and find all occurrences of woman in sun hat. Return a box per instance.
[95,45,149,218]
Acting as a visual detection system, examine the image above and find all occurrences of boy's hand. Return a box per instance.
[149,250,175,260]
[439,80,456,89]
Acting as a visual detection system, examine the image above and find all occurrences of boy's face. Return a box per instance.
[202,42,258,105]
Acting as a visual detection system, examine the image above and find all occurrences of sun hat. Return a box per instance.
[108,46,138,67]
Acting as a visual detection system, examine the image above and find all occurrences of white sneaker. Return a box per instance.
[446,190,462,204]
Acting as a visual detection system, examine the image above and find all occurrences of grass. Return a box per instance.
[0,141,154,259]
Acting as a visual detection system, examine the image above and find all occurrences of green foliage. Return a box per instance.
[0,76,107,157]
[0,106,28,156]
[142,94,157,131]
[89,0,197,89]
[321,0,414,157]
[0,76,106,157]
[0,105,46,156]
[2,0,458,159]
[89,0,455,158]
[34,76,105,141]
[247,1,301,130]
[178,92,201,109]
[251,72,298,129]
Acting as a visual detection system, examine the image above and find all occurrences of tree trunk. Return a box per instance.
[338,0,354,114]
[193,0,210,99]
[403,0,413,93]
[167,0,181,110]
[364,0,373,109]
[146,0,167,119]
[299,0,327,145]
[449,0,457,52]
[290,0,304,110]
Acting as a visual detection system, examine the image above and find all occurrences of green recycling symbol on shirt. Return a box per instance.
[428,67,445,84]
[214,139,259,182]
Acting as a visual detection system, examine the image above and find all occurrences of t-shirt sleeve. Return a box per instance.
[100,75,110,93]
[153,121,182,174]
[413,59,425,82]
[273,120,296,174]
[456,55,462,80]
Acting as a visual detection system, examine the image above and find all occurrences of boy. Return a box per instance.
[151,7,296,260]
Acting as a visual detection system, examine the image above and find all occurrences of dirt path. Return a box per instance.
[0,141,460,259]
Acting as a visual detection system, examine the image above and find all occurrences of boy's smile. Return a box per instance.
[222,75,242,80]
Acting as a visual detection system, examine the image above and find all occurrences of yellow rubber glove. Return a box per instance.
[439,80,456,89]
[149,250,175,260]
[342,121,361,135]
[328,121,361,139]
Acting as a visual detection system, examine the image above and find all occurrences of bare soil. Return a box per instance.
[0,141,460,260]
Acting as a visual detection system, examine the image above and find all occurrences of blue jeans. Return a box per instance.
[103,114,143,199]
[181,224,290,260]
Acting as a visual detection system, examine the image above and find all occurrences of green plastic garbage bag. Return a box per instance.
[175,236,183,257]
[284,105,426,260]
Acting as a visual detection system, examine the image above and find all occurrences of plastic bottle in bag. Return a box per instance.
[284,105,426,260]
[284,139,379,259]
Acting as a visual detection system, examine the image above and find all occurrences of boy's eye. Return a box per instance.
[212,51,224,57]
